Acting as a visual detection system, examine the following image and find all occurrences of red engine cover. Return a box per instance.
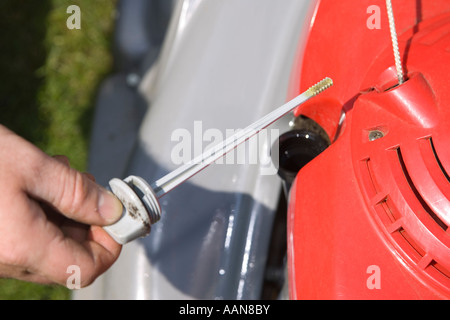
[287,0,450,299]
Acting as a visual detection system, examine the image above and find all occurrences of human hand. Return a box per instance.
[0,125,123,287]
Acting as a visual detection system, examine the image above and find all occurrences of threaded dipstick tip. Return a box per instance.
[306,77,333,97]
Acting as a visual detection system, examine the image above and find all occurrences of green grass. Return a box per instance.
[0,0,117,299]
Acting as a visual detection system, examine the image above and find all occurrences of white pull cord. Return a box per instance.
[386,0,405,85]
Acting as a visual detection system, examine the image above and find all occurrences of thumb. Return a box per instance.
[27,154,123,226]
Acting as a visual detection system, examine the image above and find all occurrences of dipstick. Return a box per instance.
[104,77,333,244]
[151,77,333,198]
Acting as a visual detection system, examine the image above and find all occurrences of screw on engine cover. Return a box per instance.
[368,130,385,141]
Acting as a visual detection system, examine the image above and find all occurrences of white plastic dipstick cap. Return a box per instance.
[103,176,161,244]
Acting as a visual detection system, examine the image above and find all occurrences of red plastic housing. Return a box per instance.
[287,0,450,299]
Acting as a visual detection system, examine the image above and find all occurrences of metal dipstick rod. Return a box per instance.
[104,77,333,244]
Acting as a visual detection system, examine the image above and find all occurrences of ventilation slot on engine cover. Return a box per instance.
[429,137,450,184]
[396,148,448,231]
[395,147,450,281]
[361,148,450,284]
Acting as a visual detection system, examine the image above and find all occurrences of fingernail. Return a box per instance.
[98,189,124,224]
